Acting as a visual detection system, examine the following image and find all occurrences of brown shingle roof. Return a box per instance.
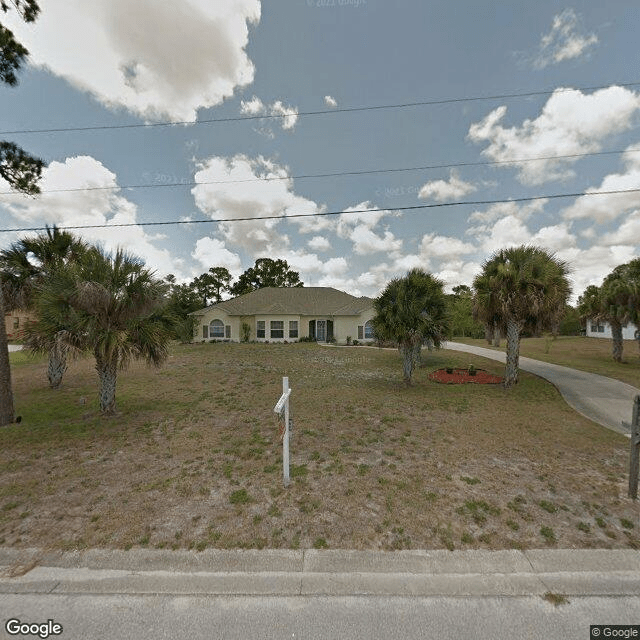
[191,287,373,316]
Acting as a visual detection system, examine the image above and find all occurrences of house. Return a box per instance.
[3,308,35,341]
[586,320,639,340]
[190,287,376,344]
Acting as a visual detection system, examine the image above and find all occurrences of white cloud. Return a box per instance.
[0,156,186,278]
[270,101,298,130]
[4,0,261,122]
[601,210,640,246]
[192,237,242,277]
[467,199,547,225]
[563,146,640,222]
[468,86,640,184]
[419,234,475,259]
[191,155,331,257]
[336,202,402,256]
[240,95,299,130]
[418,171,476,201]
[435,260,483,292]
[307,235,331,251]
[239,95,265,115]
[324,95,338,108]
[533,9,598,69]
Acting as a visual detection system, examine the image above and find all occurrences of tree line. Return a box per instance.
[372,247,639,387]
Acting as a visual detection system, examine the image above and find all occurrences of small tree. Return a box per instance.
[28,248,171,414]
[372,269,448,384]
[473,246,570,388]
[1,226,89,388]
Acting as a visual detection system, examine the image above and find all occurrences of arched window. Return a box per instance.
[209,319,225,338]
[364,320,374,339]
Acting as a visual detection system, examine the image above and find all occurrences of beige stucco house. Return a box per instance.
[4,308,35,341]
[190,287,375,344]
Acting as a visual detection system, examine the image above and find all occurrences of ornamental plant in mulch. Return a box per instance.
[428,367,504,384]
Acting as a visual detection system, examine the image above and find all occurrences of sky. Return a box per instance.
[1,0,639,303]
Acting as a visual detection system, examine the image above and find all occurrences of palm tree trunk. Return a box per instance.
[412,342,422,368]
[95,354,118,414]
[485,323,493,345]
[47,345,68,389]
[611,320,624,363]
[504,319,522,389]
[0,284,15,426]
[492,321,501,347]
[400,344,414,383]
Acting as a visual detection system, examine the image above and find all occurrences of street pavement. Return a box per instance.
[445,341,640,435]
[1,548,639,639]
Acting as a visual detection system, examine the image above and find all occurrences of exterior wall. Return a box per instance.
[4,309,35,341]
[586,320,638,340]
[193,308,237,342]
[191,306,376,344]
[255,315,301,342]
[333,310,375,344]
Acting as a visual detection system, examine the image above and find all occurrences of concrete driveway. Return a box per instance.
[445,342,640,436]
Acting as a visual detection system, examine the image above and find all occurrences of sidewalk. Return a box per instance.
[445,342,640,436]
[1,548,640,597]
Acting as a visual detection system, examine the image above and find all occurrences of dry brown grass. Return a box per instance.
[454,336,640,388]
[1,342,638,552]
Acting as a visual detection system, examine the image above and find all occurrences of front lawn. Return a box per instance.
[1,342,637,552]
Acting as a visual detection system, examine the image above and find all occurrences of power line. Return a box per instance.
[1,188,638,234]
[1,148,637,196]
[2,81,639,136]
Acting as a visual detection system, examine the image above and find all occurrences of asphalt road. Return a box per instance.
[2,593,638,640]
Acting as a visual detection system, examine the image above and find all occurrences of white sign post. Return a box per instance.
[274,376,292,488]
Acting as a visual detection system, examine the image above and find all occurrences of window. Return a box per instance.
[13,318,19,329]
[289,321,298,338]
[357,325,363,340]
[225,325,231,339]
[364,320,374,339]
[257,320,265,338]
[590,322,605,333]
[270,320,284,339]
[202,325,209,339]
[209,319,224,338]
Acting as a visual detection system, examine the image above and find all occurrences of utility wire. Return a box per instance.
[1,188,638,234]
[1,81,639,136]
[0,148,637,196]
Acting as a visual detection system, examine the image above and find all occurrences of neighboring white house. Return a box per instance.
[190,287,376,344]
[586,320,639,340]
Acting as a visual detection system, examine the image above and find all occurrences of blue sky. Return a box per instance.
[1,1,639,302]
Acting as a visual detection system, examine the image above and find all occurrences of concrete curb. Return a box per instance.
[1,548,639,597]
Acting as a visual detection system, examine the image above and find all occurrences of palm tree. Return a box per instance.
[0,225,88,388]
[473,246,570,388]
[372,268,448,384]
[28,247,171,414]
[579,259,640,362]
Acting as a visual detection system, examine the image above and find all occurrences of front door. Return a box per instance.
[316,320,326,342]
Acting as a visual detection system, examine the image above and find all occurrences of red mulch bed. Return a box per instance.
[428,368,504,384]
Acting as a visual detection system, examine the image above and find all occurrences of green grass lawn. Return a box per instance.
[0,342,637,552]
[452,336,640,388]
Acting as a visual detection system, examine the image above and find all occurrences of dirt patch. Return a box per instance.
[429,368,504,384]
